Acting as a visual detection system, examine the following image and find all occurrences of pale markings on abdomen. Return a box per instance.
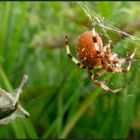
[83,57,87,60]
[82,48,85,52]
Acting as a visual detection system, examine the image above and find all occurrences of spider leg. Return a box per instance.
[103,40,112,54]
[88,69,123,94]
[65,36,86,69]
[112,61,132,72]
[95,69,112,83]
[118,48,137,64]
[92,28,101,52]
[105,40,112,48]
[94,69,106,79]
[113,48,137,72]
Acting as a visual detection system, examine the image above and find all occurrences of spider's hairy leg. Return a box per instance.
[94,69,106,79]
[113,48,137,72]
[95,69,112,83]
[103,40,112,55]
[92,28,101,53]
[92,28,96,36]
[65,36,86,69]
[88,69,123,94]
[118,48,137,64]
[112,61,132,72]
[126,48,137,61]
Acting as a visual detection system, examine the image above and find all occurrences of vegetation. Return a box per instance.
[0,1,140,138]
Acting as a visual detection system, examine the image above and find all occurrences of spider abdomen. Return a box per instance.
[77,31,103,68]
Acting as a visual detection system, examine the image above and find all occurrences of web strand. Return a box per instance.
[77,2,140,42]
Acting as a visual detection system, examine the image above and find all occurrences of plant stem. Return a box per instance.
[60,91,99,138]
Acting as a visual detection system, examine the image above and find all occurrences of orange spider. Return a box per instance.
[66,29,136,94]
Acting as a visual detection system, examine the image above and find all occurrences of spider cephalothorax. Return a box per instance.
[66,29,136,94]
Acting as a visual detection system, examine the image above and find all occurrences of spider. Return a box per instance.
[65,28,136,94]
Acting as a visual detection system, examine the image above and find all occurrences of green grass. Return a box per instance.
[0,1,140,139]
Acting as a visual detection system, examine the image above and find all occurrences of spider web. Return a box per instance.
[73,3,140,137]
[73,2,140,115]
[63,3,140,137]
[76,1,140,122]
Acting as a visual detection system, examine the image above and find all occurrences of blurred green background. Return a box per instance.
[0,1,140,139]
